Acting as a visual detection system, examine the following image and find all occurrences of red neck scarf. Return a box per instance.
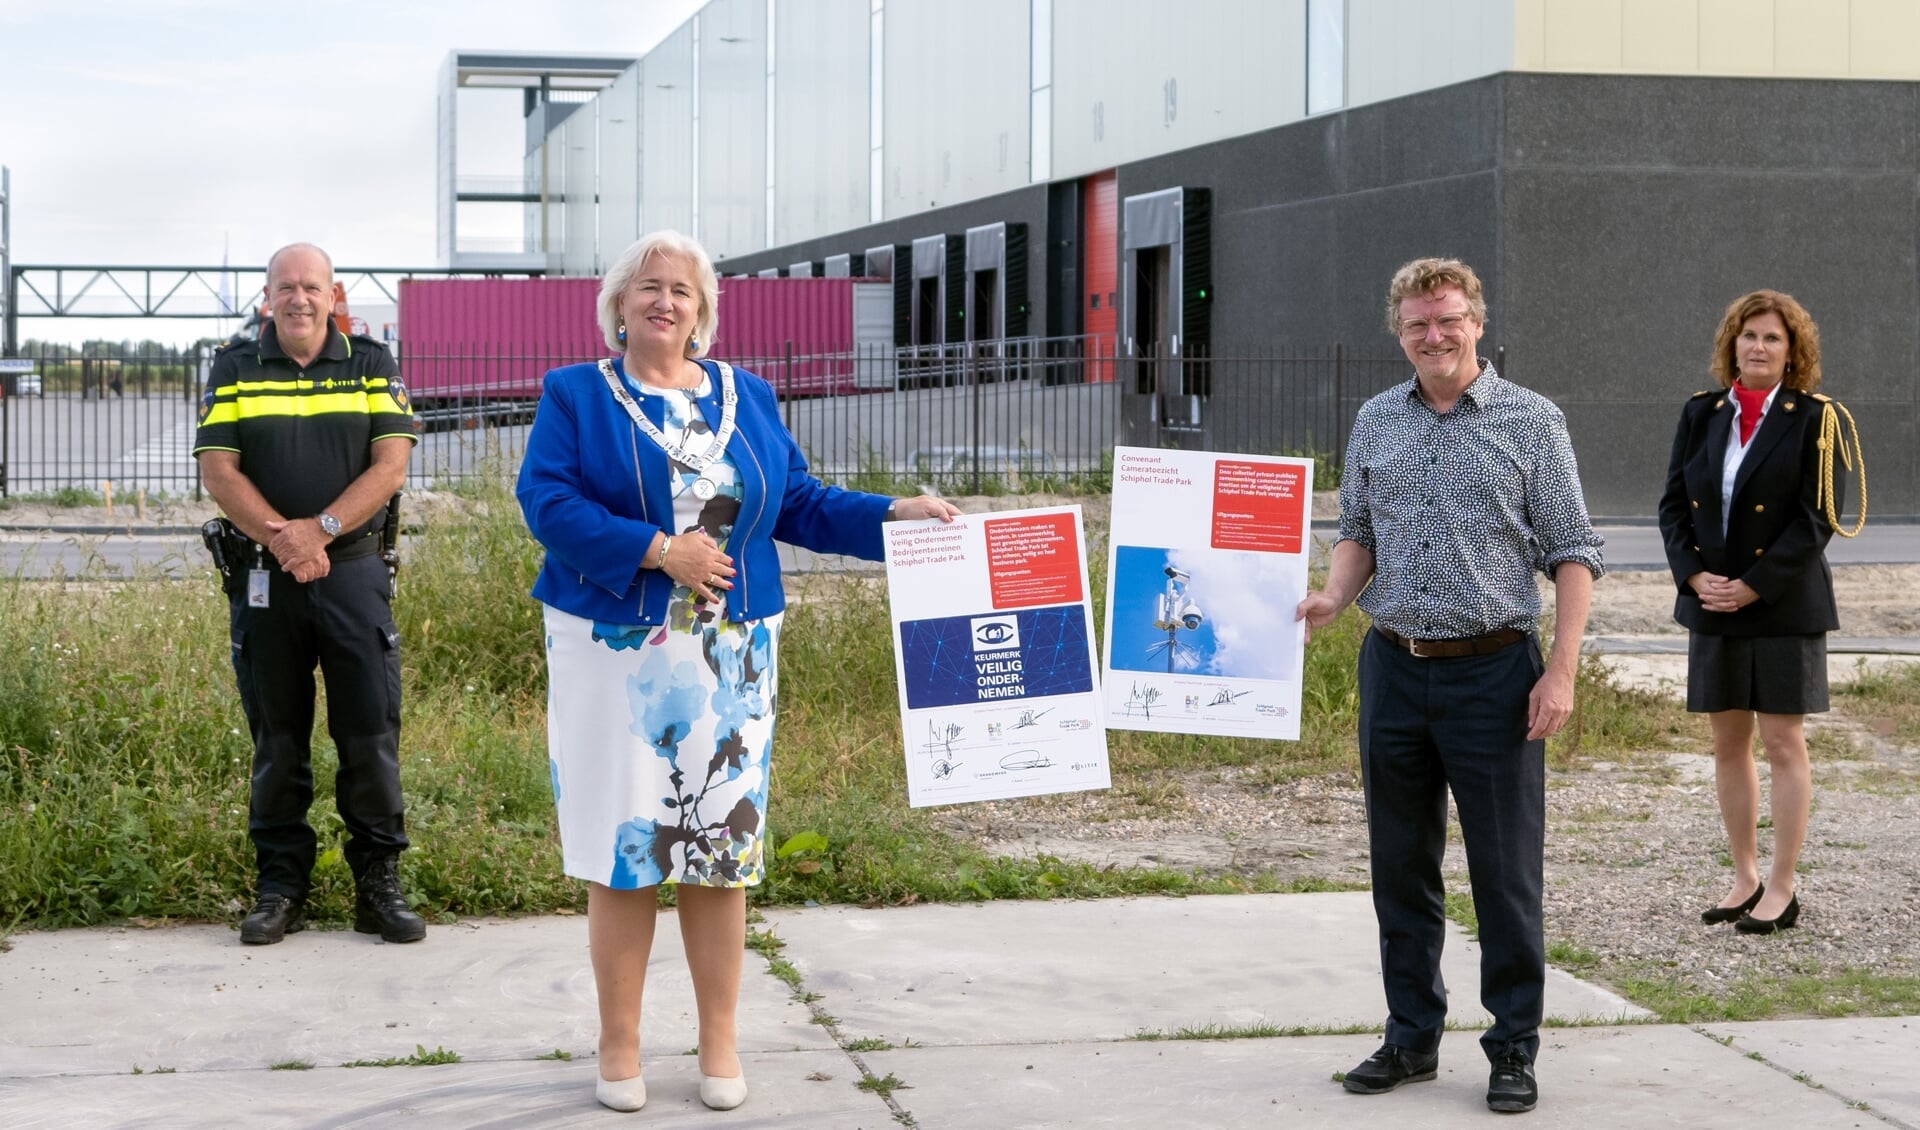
[1732,383,1771,445]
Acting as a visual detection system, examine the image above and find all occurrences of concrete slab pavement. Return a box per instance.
[5,892,1908,1128]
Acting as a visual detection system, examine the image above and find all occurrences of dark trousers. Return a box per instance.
[1357,628,1546,1064]
[228,552,406,899]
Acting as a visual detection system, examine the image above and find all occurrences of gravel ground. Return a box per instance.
[935,566,1920,1008]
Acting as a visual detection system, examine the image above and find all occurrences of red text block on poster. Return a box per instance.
[984,513,1083,608]
[1211,460,1306,553]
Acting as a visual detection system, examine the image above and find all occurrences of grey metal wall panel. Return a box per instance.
[698,0,768,258]
[597,67,642,266]
[562,107,598,276]
[1050,0,1307,181]
[774,0,869,247]
[643,28,696,237]
[883,1,1028,220]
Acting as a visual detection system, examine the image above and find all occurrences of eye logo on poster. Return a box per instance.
[972,615,1020,651]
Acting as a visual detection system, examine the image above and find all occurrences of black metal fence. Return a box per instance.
[0,337,1422,500]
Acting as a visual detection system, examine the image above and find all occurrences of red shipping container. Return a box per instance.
[397,276,892,408]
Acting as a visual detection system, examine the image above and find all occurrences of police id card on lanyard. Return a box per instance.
[248,545,270,608]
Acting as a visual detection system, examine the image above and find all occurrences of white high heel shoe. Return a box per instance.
[699,1070,749,1111]
[595,1072,648,1112]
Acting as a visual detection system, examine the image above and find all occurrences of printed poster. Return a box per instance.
[885,505,1110,807]
[1102,446,1313,740]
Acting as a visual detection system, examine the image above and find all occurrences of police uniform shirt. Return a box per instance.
[193,322,417,548]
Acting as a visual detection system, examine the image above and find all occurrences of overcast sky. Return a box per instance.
[1,0,703,342]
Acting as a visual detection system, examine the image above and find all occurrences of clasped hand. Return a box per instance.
[1688,571,1757,614]
[265,517,332,584]
[664,529,735,603]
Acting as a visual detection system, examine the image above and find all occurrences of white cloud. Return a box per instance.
[1166,547,1303,683]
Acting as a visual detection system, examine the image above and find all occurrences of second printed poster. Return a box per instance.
[1102,446,1313,740]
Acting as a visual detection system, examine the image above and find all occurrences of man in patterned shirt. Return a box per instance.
[1297,257,1602,1114]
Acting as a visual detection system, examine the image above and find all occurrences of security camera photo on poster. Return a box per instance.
[1102,447,1313,741]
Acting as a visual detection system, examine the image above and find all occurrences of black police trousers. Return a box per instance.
[227,551,407,899]
[1356,628,1547,1066]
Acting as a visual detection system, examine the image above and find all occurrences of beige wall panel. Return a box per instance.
[1774,0,1848,76]
[1621,0,1697,73]
[1542,0,1624,71]
[1347,0,1514,108]
[1850,0,1920,79]
[1513,0,1545,69]
[1050,0,1305,181]
[884,0,1028,220]
[1697,0,1774,75]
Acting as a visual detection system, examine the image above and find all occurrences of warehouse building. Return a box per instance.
[438,2,1920,516]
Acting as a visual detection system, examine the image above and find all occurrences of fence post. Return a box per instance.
[1332,343,1346,474]
[783,340,793,433]
[193,344,204,501]
[969,344,982,496]
[1495,343,1506,379]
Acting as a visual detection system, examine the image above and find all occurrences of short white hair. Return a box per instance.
[597,231,720,357]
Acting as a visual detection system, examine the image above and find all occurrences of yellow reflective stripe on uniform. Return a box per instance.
[230,391,383,418]
[367,393,407,415]
[201,401,242,426]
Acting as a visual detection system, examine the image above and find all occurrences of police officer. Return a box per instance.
[194,242,425,945]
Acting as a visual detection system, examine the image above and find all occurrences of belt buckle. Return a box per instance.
[1406,637,1434,658]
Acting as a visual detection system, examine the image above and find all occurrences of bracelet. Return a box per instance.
[655,535,674,571]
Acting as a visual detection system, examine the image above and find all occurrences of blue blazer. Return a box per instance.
[516,357,892,624]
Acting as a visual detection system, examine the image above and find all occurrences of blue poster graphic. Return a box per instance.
[898,605,1094,710]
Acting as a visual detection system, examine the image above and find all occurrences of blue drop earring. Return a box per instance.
[617,320,627,344]
[687,336,699,354]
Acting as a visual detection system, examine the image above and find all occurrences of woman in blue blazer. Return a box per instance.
[517,231,957,1113]
[1658,289,1844,937]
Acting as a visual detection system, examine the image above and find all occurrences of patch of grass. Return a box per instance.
[1612,966,1920,1023]
[1132,1020,1375,1041]
[1552,655,1704,769]
[1547,940,1599,970]
[270,1060,314,1071]
[845,1037,895,1052]
[534,1049,573,1061]
[342,1044,462,1068]
[857,1071,908,1097]
[1834,661,1920,745]
[1443,891,1479,938]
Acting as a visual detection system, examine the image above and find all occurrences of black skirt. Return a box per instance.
[1686,632,1829,714]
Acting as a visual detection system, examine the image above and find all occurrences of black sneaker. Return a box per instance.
[353,856,427,943]
[239,893,306,945]
[1342,1044,1439,1094]
[1487,1052,1538,1113]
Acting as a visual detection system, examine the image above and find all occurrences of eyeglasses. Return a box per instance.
[1398,312,1475,339]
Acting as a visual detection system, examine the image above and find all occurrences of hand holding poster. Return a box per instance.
[885,506,1109,807]
[1102,447,1314,740]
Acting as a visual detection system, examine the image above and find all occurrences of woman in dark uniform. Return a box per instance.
[1658,290,1843,936]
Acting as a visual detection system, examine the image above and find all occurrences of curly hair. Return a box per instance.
[597,231,720,357]
[1384,257,1488,334]
[1709,290,1821,393]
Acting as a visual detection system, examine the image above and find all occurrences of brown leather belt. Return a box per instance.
[1374,625,1527,659]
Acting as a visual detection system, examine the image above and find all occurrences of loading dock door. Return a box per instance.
[1121,185,1212,443]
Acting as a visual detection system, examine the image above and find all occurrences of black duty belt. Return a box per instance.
[1374,625,1527,659]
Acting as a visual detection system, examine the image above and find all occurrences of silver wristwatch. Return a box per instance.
[315,512,342,538]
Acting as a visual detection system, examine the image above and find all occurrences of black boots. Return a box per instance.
[239,893,307,945]
[354,855,427,943]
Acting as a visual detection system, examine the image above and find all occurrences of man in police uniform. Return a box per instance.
[194,242,424,945]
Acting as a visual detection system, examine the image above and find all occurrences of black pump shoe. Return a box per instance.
[1701,882,1765,925]
[1735,894,1800,935]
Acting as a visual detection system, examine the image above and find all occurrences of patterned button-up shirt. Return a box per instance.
[1337,359,1605,638]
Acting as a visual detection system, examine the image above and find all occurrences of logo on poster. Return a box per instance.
[972,615,1020,651]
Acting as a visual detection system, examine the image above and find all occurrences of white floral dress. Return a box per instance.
[543,370,781,888]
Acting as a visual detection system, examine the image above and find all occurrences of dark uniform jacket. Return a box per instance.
[193,323,417,559]
[1657,385,1841,636]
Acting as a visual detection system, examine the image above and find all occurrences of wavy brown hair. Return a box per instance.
[1385,257,1487,334]
[1710,289,1822,393]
